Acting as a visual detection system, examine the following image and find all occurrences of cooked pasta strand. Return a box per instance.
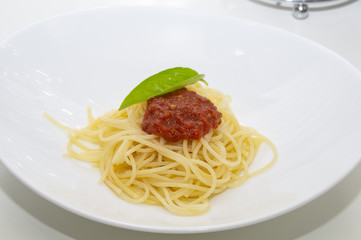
[45,83,277,216]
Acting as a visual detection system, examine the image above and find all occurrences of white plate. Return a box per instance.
[1,6,361,234]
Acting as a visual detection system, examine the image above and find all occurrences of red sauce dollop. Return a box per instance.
[142,88,222,141]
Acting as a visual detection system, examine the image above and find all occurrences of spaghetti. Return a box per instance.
[45,83,277,216]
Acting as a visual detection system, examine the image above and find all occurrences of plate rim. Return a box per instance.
[1,5,361,234]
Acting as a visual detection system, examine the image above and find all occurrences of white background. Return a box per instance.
[1,0,361,239]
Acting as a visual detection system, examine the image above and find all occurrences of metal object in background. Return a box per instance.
[270,0,342,19]
[292,2,309,19]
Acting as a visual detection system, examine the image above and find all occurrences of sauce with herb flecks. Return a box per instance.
[142,88,222,141]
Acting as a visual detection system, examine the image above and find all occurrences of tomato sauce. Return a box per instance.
[142,88,222,141]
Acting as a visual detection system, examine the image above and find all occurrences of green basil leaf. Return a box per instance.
[119,67,208,110]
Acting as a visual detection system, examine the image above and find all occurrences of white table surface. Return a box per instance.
[1,0,361,239]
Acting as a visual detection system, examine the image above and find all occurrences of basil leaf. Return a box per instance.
[119,67,208,110]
